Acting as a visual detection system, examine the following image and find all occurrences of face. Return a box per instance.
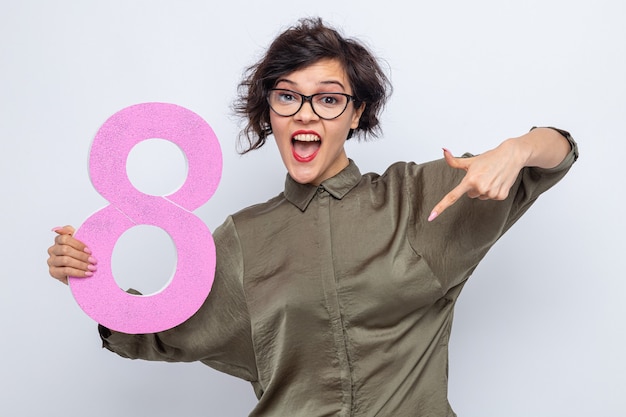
[270,58,365,186]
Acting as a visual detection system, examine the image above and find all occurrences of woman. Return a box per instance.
[47,17,577,417]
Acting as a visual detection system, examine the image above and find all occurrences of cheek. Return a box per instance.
[269,116,291,154]
[269,114,288,138]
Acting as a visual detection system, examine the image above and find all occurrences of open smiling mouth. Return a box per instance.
[292,133,321,163]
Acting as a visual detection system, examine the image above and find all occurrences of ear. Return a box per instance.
[350,103,366,129]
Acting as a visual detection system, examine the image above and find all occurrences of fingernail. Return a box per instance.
[51,226,63,232]
[442,147,451,154]
[88,256,98,264]
[428,211,438,222]
[87,264,97,271]
[85,271,94,277]
[84,247,92,255]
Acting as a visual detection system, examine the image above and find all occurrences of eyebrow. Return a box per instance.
[275,78,347,91]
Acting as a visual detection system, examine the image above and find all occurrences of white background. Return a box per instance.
[2,1,625,416]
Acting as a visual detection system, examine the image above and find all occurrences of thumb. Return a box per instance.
[442,148,470,171]
[52,225,76,236]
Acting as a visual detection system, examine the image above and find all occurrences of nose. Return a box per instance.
[294,98,319,123]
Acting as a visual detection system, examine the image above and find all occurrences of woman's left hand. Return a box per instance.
[427,141,525,221]
[427,127,571,222]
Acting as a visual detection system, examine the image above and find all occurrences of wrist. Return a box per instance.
[511,127,570,169]
[499,136,533,169]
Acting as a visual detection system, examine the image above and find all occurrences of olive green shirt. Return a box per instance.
[101,131,577,417]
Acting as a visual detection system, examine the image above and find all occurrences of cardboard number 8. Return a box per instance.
[69,103,222,334]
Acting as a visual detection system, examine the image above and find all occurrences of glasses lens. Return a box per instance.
[312,94,349,119]
[268,90,300,116]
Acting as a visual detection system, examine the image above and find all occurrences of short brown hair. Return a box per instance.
[233,17,392,154]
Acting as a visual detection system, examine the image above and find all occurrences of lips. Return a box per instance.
[292,131,321,162]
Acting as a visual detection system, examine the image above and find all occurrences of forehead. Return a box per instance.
[276,58,350,91]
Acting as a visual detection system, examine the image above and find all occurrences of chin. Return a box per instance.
[288,166,320,185]
[291,173,316,185]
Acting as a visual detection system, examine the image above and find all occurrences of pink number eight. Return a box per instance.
[69,102,222,334]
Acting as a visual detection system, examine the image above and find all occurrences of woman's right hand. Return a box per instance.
[47,226,98,285]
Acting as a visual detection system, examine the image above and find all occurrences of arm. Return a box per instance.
[507,127,572,169]
[428,127,573,222]
[47,219,258,381]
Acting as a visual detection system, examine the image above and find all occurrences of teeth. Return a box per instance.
[293,134,320,142]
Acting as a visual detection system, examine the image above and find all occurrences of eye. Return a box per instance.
[315,94,344,108]
[320,95,339,105]
[277,91,297,103]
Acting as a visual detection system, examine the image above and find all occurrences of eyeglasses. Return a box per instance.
[267,88,355,120]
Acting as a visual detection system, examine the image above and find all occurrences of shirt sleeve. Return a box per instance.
[406,128,578,292]
[99,215,258,383]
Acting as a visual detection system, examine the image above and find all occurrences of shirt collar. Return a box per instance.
[284,159,362,211]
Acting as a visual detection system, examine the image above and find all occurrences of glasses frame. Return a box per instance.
[267,88,355,120]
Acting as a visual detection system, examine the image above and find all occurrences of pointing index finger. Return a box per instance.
[428,182,470,222]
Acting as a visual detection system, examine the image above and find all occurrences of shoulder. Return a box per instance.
[231,192,288,220]
[361,159,462,191]
[212,192,292,247]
